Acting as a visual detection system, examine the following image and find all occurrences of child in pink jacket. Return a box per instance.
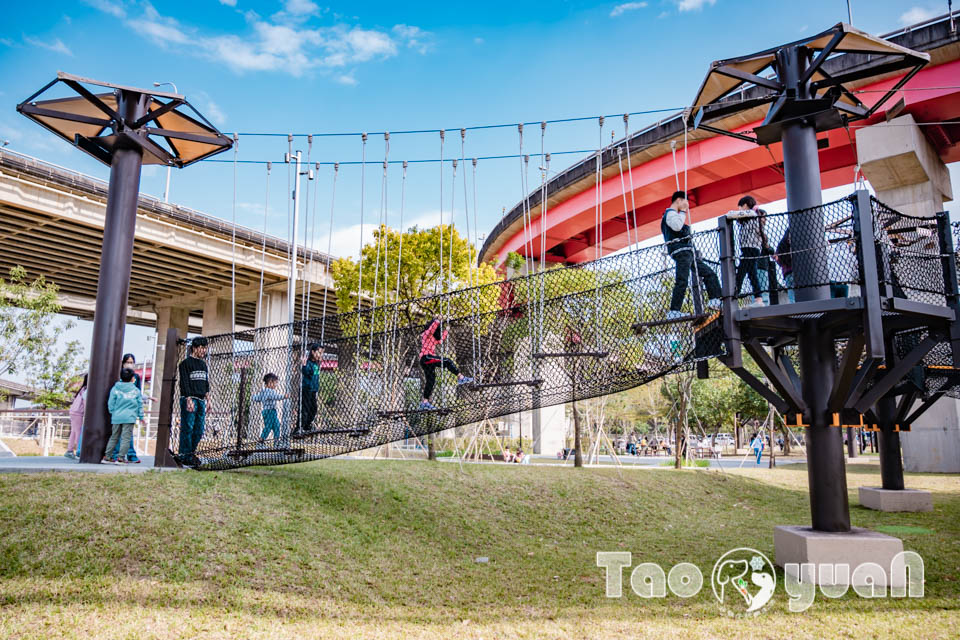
[419,317,472,410]
[65,374,86,460]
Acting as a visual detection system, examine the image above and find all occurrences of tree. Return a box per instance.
[331,223,500,459]
[24,328,86,409]
[0,266,62,379]
[0,266,86,409]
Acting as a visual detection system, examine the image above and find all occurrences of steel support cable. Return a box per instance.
[471,157,482,380]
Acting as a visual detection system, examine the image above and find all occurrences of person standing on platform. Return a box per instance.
[726,195,768,308]
[297,343,323,435]
[177,337,209,467]
[662,191,722,319]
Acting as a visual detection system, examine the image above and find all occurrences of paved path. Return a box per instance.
[0,455,180,474]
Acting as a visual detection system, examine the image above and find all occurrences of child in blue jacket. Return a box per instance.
[104,368,144,465]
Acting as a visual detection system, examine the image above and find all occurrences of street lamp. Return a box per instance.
[17,72,232,464]
[153,81,178,203]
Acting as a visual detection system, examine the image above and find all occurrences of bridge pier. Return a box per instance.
[857,115,960,473]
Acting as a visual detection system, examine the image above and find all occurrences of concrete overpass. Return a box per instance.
[0,148,337,383]
[479,15,960,266]
[0,148,336,331]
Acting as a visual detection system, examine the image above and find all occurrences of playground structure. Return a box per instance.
[14,16,960,582]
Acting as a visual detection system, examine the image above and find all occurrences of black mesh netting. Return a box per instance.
[166,195,957,469]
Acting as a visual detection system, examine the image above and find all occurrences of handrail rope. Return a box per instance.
[256,162,272,328]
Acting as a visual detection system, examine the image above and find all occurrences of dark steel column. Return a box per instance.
[876,396,905,490]
[79,90,148,464]
[780,46,851,532]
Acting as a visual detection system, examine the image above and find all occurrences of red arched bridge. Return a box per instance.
[479,17,960,266]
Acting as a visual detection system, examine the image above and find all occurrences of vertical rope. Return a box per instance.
[319,163,338,346]
[230,133,238,336]
[354,133,367,411]
[300,135,313,326]
[256,162,271,328]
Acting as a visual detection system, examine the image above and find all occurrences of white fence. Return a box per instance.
[0,410,159,456]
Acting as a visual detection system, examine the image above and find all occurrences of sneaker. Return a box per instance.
[458,376,475,386]
[666,310,683,320]
[102,457,118,465]
[127,457,141,464]
[115,458,128,465]
[64,451,77,460]
[420,400,437,411]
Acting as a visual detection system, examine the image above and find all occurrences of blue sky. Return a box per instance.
[0,0,956,373]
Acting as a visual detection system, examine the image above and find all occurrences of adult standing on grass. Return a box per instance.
[108,353,157,464]
[177,337,209,467]
[103,368,143,465]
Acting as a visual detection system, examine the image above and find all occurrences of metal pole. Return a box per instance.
[846,0,853,24]
[153,328,180,468]
[779,45,850,532]
[876,396,905,490]
[79,89,148,464]
[163,166,171,203]
[288,150,302,324]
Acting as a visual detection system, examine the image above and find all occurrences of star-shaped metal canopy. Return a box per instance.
[688,23,930,145]
[17,72,233,167]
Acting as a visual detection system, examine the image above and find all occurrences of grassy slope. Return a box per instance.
[0,460,957,639]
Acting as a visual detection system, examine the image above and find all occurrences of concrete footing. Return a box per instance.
[774,525,905,587]
[858,487,933,512]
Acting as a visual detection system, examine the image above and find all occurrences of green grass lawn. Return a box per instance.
[0,459,957,639]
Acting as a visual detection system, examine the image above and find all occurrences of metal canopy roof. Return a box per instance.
[689,23,930,145]
[16,72,232,168]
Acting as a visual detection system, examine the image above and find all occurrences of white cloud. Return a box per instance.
[285,0,318,16]
[335,73,357,86]
[899,7,938,25]
[317,211,444,260]
[219,0,237,6]
[192,90,226,126]
[392,24,433,54]
[610,2,647,17]
[90,4,430,78]
[82,0,126,18]
[675,0,716,11]
[23,35,73,56]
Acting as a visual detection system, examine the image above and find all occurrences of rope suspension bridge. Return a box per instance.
[155,191,960,470]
